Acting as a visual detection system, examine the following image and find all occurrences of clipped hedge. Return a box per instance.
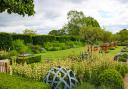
[0,73,50,89]
[0,32,13,50]
[0,33,82,50]
[12,34,32,44]
[32,35,55,46]
[16,55,42,64]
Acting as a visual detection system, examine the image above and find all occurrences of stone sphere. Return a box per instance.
[43,67,78,89]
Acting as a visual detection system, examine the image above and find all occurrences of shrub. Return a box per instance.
[0,32,13,50]
[27,55,42,64]
[12,40,29,54]
[115,64,128,77]
[98,69,124,89]
[0,73,50,89]
[74,82,95,89]
[109,47,115,50]
[118,53,128,62]
[16,55,41,64]
[12,34,32,44]
[0,51,10,60]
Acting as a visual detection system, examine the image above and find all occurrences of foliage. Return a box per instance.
[74,82,95,89]
[12,39,29,54]
[98,69,124,89]
[16,55,41,64]
[0,32,13,50]
[23,29,37,35]
[12,34,32,44]
[0,0,35,16]
[80,27,103,43]
[115,63,128,77]
[44,41,83,51]
[60,10,100,36]
[0,51,10,59]
[0,73,50,89]
[116,29,128,42]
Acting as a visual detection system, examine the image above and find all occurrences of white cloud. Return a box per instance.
[0,0,127,34]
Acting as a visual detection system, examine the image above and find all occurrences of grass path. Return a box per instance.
[36,46,124,61]
[37,47,86,61]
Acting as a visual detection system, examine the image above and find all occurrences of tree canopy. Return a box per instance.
[0,0,35,16]
[61,10,100,36]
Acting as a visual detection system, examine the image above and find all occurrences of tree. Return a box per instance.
[61,10,100,36]
[0,0,35,16]
[101,31,113,42]
[80,27,103,43]
[116,29,128,42]
[23,29,36,35]
[48,29,67,36]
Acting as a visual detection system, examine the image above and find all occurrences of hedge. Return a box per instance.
[0,32,13,50]
[32,35,56,46]
[0,73,50,89]
[12,34,32,44]
[16,55,42,64]
[0,33,82,50]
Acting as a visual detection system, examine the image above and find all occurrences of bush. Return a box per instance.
[0,73,50,89]
[98,69,124,89]
[115,64,128,77]
[0,32,13,50]
[12,40,29,54]
[118,53,128,62]
[12,34,32,44]
[74,82,95,89]
[16,55,41,64]
[109,47,115,50]
[0,51,10,60]
[27,55,42,64]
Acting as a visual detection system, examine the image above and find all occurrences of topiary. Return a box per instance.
[98,69,124,89]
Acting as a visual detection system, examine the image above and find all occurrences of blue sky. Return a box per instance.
[0,0,127,34]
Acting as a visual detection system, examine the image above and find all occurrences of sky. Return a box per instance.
[0,0,128,34]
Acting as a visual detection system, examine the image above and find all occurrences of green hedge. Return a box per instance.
[32,35,56,46]
[0,32,13,50]
[12,34,32,44]
[0,33,82,50]
[0,73,50,89]
[16,55,42,64]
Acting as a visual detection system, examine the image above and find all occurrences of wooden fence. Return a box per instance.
[0,59,10,73]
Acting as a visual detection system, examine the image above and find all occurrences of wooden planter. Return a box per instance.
[0,59,10,73]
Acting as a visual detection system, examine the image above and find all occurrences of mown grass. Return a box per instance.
[35,46,124,61]
[0,73,50,89]
[36,47,86,61]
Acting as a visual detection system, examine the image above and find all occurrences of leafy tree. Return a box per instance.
[80,27,103,43]
[0,0,35,16]
[23,29,36,35]
[101,31,113,42]
[61,10,100,36]
[116,29,128,42]
[48,29,67,36]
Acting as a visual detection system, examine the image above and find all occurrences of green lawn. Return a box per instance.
[35,46,123,61]
[107,46,124,56]
[37,47,86,61]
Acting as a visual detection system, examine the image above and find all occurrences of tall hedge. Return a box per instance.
[0,33,82,50]
[12,34,32,44]
[0,32,13,50]
[32,35,56,46]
